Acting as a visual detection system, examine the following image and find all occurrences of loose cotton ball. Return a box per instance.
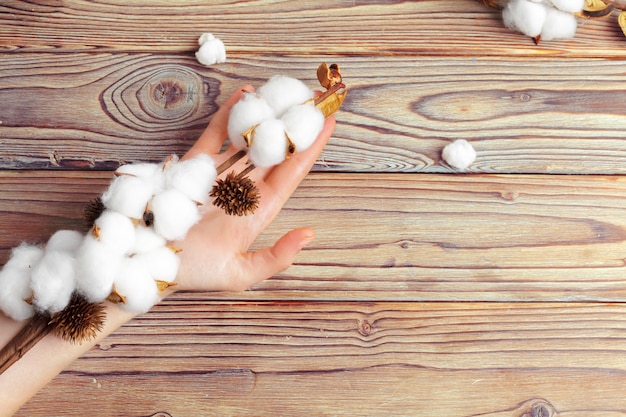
[195,33,226,67]
[442,139,477,170]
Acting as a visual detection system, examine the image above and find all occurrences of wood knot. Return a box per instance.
[152,80,185,110]
[517,399,556,417]
[358,320,372,336]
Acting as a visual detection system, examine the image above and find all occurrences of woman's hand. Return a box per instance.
[173,86,336,292]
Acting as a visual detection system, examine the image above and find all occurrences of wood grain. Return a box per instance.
[3,171,626,302]
[15,301,626,416]
[1,0,625,57]
[2,54,626,173]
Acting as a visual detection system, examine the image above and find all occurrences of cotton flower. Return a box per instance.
[75,235,124,303]
[115,162,164,194]
[501,0,583,41]
[502,0,548,38]
[0,244,44,320]
[247,119,289,168]
[281,103,325,153]
[134,246,180,283]
[257,75,315,117]
[195,33,226,67]
[101,174,155,219]
[113,258,159,313]
[92,210,136,255]
[46,230,84,253]
[540,6,578,40]
[151,189,201,241]
[131,225,166,255]
[164,154,216,204]
[30,251,76,314]
[442,139,477,170]
[227,93,276,150]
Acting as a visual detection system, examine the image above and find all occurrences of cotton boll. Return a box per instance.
[151,189,201,241]
[281,104,325,153]
[46,230,84,253]
[134,246,180,283]
[195,33,226,67]
[548,0,584,13]
[0,244,44,320]
[257,75,315,117]
[30,251,76,314]
[164,154,217,204]
[227,93,276,150]
[101,175,154,219]
[113,258,159,313]
[540,7,578,40]
[442,139,477,170]
[247,119,289,168]
[116,162,164,194]
[75,235,123,302]
[131,225,166,255]
[93,210,136,254]
[502,0,547,38]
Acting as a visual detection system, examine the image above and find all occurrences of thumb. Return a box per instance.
[237,227,315,291]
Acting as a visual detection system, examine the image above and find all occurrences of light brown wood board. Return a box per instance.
[2,0,626,416]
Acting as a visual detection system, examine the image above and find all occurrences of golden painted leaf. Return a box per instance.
[584,0,608,12]
[577,0,614,18]
[619,11,626,37]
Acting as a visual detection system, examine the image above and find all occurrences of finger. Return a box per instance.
[184,85,254,159]
[262,116,336,204]
[232,227,315,291]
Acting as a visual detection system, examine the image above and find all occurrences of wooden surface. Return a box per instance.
[2,1,626,415]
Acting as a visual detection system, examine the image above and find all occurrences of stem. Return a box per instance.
[216,149,247,175]
[0,314,51,375]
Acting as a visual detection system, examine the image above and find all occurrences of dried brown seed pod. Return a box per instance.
[83,197,105,228]
[49,294,106,344]
[210,170,260,216]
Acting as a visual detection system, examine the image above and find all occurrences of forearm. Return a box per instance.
[0,303,136,417]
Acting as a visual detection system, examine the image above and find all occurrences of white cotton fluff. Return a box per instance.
[227,93,276,150]
[257,75,315,117]
[75,235,124,302]
[131,225,166,255]
[151,189,201,241]
[113,258,159,313]
[0,244,44,320]
[93,210,137,255]
[101,174,154,219]
[134,246,180,283]
[30,251,76,314]
[247,118,289,168]
[548,0,584,13]
[164,154,216,204]
[281,103,325,153]
[502,0,547,38]
[45,230,84,253]
[195,33,226,67]
[442,139,477,170]
[540,7,578,40]
[116,162,164,193]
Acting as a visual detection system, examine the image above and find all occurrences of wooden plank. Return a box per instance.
[2,171,626,302]
[1,1,625,57]
[2,54,626,173]
[15,301,626,416]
